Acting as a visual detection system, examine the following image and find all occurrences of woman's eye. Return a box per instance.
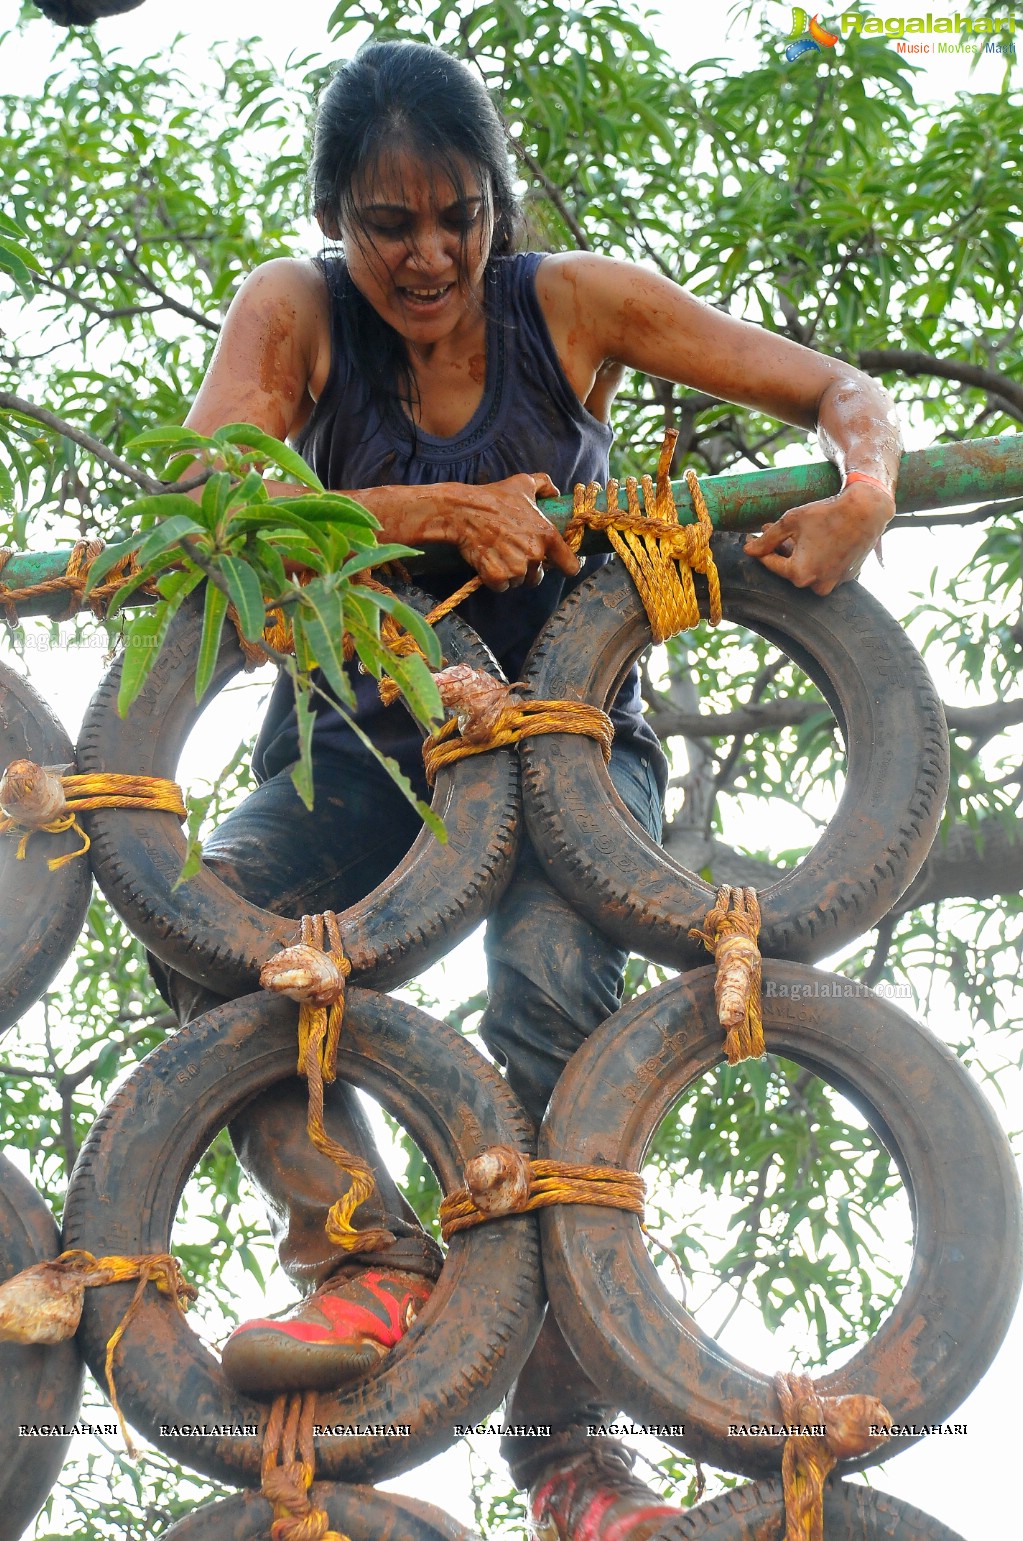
[441,201,483,232]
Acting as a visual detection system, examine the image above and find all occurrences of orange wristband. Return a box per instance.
[843,471,896,502]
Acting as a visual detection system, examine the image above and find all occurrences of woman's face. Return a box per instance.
[338,147,494,345]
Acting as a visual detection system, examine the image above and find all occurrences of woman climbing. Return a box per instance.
[150,39,901,1541]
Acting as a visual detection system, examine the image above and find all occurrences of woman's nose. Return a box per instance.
[407,225,452,273]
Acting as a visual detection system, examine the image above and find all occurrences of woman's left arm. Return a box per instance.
[538,254,902,596]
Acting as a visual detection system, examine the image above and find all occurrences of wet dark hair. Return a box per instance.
[309,40,521,432]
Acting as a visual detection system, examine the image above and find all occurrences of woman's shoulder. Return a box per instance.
[532,250,638,307]
[230,256,331,318]
[225,257,334,403]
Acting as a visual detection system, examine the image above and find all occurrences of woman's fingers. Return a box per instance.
[529,471,560,502]
[455,472,580,588]
[520,476,580,579]
[745,489,891,596]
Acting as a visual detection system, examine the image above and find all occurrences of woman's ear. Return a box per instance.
[315,206,343,242]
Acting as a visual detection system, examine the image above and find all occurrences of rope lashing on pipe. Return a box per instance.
[563,431,722,643]
[421,664,613,786]
[774,1371,892,1541]
[0,758,186,869]
[0,1247,196,1456]
[689,885,765,1063]
[260,913,394,1256]
[374,430,722,704]
[0,540,163,626]
[0,541,306,671]
[439,1145,646,1241]
[261,1391,349,1541]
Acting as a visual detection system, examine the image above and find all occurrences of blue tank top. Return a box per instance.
[253,252,666,794]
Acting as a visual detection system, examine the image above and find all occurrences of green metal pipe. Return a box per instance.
[3,432,1021,620]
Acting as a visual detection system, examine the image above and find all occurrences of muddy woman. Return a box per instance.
[152,39,900,1541]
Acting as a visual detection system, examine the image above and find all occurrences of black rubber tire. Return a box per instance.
[160,1483,478,1540]
[33,1,146,25]
[75,584,520,997]
[0,1154,85,1541]
[62,988,545,1487]
[539,961,1022,1478]
[653,1476,965,1540]
[0,660,92,1036]
[520,540,949,967]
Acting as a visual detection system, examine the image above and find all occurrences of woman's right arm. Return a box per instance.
[186,260,577,590]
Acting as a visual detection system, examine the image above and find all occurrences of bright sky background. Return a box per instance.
[1,3,1020,1538]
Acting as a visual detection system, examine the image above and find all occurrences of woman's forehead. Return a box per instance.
[351,145,484,210]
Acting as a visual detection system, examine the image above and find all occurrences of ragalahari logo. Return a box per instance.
[785,9,841,60]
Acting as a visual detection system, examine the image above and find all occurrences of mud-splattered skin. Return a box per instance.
[186,149,901,597]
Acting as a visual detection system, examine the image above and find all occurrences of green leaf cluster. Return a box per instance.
[79,420,444,826]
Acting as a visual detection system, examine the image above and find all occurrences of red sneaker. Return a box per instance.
[220,1267,434,1395]
[529,1445,683,1541]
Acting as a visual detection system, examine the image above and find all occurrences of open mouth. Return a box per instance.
[399,283,455,309]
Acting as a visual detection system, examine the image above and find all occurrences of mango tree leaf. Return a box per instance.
[212,424,325,489]
[358,586,444,668]
[335,541,421,578]
[134,513,206,567]
[218,554,267,641]
[293,583,351,705]
[264,493,379,531]
[289,672,317,810]
[194,583,230,703]
[381,648,444,731]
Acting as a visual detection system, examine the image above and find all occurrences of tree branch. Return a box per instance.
[35,271,167,323]
[662,810,1023,915]
[889,497,1023,530]
[893,812,1023,913]
[120,250,220,332]
[858,348,1023,422]
[648,694,1023,743]
[0,392,165,493]
[516,140,593,250]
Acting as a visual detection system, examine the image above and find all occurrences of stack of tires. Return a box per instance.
[3,542,1020,1538]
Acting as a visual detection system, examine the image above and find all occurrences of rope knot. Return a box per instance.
[564,430,722,642]
[261,912,393,1257]
[260,943,351,1011]
[261,1393,349,1541]
[689,885,764,1063]
[774,1371,892,1541]
[0,762,187,870]
[0,758,69,826]
[439,1156,646,1239]
[434,664,524,744]
[0,1248,195,1456]
[422,692,613,785]
[463,1145,533,1216]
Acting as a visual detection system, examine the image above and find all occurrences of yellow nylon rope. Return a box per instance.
[774,1372,893,1541]
[372,430,722,702]
[439,1156,646,1240]
[0,763,187,870]
[689,885,765,1063]
[261,1392,349,1541]
[422,698,613,785]
[0,1247,196,1456]
[563,433,722,642]
[271,913,395,1257]
[0,541,161,624]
